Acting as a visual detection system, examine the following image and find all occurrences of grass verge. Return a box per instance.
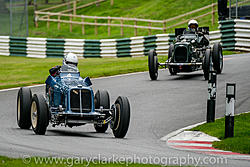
[190,112,250,154]
[0,155,177,167]
[0,50,245,90]
[0,55,167,90]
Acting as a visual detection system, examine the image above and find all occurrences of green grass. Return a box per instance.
[191,112,250,154]
[0,55,167,89]
[0,155,177,167]
[222,50,247,55]
[28,0,220,39]
[0,50,243,90]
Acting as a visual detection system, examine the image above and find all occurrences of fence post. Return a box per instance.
[212,2,215,25]
[82,17,85,35]
[120,18,124,36]
[229,0,231,19]
[148,22,152,35]
[70,15,72,32]
[10,0,12,35]
[108,16,111,36]
[35,13,38,28]
[236,0,238,19]
[163,21,166,33]
[95,17,98,35]
[134,20,137,36]
[73,1,76,15]
[58,15,61,30]
[47,14,50,28]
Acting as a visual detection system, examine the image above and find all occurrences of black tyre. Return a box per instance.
[168,44,174,60]
[17,87,32,129]
[203,49,211,80]
[31,94,49,135]
[212,42,223,74]
[111,96,130,138]
[94,90,110,133]
[148,49,158,80]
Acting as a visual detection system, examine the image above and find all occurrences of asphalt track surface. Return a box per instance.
[0,53,250,166]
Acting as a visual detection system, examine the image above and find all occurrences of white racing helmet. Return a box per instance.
[188,19,198,30]
[64,52,78,66]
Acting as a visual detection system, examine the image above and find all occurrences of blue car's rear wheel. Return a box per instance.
[17,87,32,129]
[94,90,110,133]
[31,94,49,135]
[111,96,130,138]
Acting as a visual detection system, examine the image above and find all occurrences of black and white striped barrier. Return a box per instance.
[207,71,217,123]
[225,83,236,138]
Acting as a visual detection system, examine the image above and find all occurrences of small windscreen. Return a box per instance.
[180,34,197,40]
[61,64,79,73]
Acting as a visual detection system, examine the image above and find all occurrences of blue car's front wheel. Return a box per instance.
[111,96,130,138]
[31,94,49,135]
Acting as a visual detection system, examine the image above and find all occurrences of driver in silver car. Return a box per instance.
[184,19,209,46]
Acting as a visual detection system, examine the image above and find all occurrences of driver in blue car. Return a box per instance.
[49,52,78,77]
[46,53,78,94]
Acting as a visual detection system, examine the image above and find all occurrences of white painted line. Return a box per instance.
[160,121,206,141]
[0,84,46,92]
[168,143,212,147]
[92,71,149,80]
[0,69,157,93]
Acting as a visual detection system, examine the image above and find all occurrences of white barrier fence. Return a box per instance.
[0,19,249,58]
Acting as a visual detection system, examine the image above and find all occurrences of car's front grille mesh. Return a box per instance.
[174,47,188,62]
[70,89,91,113]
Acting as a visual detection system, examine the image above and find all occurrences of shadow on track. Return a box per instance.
[168,73,204,81]
[146,72,205,82]
[47,129,113,139]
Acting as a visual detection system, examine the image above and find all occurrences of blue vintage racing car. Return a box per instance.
[17,64,130,138]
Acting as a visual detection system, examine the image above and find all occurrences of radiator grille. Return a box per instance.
[174,47,188,62]
[70,89,91,113]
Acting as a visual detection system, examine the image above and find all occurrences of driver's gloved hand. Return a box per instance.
[49,65,61,77]
[197,32,203,36]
